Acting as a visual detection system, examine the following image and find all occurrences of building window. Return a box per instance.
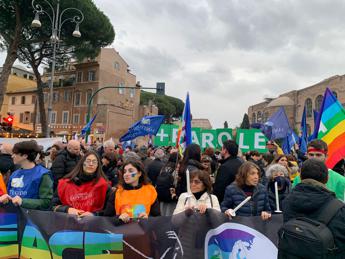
[315,95,323,113]
[88,70,96,81]
[84,114,88,124]
[86,90,93,104]
[130,88,135,98]
[62,111,69,124]
[36,112,40,123]
[118,82,125,94]
[53,92,59,103]
[24,111,30,124]
[21,96,26,105]
[64,90,71,102]
[11,97,16,105]
[114,62,120,70]
[74,91,81,106]
[51,111,57,124]
[29,75,34,80]
[305,98,312,117]
[77,71,83,83]
[32,95,36,104]
[73,114,80,124]
[263,111,269,123]
[257,111,262,123]
[19,113,24,123]
[252,113,256,123]
[332,91,338,99]
[30,113,35,123]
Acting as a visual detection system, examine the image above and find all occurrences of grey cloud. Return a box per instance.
[121,46,182,82]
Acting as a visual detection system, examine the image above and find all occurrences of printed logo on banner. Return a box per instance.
[141,118,151,125]
[204,223,277,259]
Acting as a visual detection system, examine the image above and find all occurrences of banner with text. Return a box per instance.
[0,205,282,258]
[154,125,268,153]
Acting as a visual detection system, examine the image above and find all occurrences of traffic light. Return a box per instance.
[2,113,14,132]
[156,82,165,95]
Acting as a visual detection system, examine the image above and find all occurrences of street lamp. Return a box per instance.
[31,0,84,137]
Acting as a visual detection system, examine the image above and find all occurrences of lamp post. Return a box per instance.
[85,86,158,142]
[31,0,84,137]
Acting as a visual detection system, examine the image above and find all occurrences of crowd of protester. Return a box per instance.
[0,136,344,258]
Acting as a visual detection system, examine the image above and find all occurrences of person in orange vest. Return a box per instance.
[0,173,7,196]
[104,159,160,223]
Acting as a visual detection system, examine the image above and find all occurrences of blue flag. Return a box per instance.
[120,115,165,142]
[308,109,319,141]
[299,106,308,153]
[282,129,299,154]
[178,92,192,148]
[265,107,291,140]
[81,113,97,135]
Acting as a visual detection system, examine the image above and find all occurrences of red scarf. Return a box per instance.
[58,177,108,212]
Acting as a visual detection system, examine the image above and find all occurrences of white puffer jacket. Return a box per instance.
[173,192,220,215]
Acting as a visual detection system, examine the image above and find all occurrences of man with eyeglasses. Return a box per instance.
[292,139,345,201]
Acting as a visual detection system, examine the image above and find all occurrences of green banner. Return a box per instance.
[154,125,233,149]
[236,129,268,153]
[154,125,268,153]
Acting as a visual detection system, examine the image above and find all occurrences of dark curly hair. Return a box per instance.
[118,159,150,186]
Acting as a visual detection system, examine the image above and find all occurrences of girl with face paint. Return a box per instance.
[104,159,160,223]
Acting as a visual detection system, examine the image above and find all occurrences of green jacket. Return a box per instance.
[21,174,53,210]
[293,169,345,201]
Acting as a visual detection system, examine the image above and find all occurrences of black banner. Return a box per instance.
[0,205,283,258]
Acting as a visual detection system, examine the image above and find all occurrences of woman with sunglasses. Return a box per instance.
[104,159,160,223]
[173,170,220,215]
[52,151,111,217]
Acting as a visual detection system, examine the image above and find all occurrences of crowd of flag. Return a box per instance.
[82,87,344,169]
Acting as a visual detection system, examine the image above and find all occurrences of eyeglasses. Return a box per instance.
[84,160,98,165]
[190,179,202,185]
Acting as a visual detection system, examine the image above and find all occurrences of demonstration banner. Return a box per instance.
[154,125,268,153]
[0,205,282,259]
[0,137,63,151]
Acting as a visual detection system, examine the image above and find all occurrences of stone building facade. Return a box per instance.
[0,66,37,133]
[4,48,158,140]
[248,75,345,135]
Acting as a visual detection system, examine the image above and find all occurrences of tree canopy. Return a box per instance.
[140,91,184,120]
[0,0,115,136]
[240,113,250,129]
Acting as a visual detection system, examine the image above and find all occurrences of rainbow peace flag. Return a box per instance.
[317,88,345,168]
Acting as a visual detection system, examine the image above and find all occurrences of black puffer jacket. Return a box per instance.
[102,164,118,186]
[213,156,243,203]
[221,183,271,216]
[0,154,15,173]
[176,159,204,196]
[266,178,290,212]
[51,149,81,190]
[146,158,165,186]
[282,179,345,258]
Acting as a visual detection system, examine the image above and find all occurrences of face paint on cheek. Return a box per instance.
[130,173,137,178]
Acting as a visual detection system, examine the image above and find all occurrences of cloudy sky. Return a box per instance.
[2,0,345,128]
